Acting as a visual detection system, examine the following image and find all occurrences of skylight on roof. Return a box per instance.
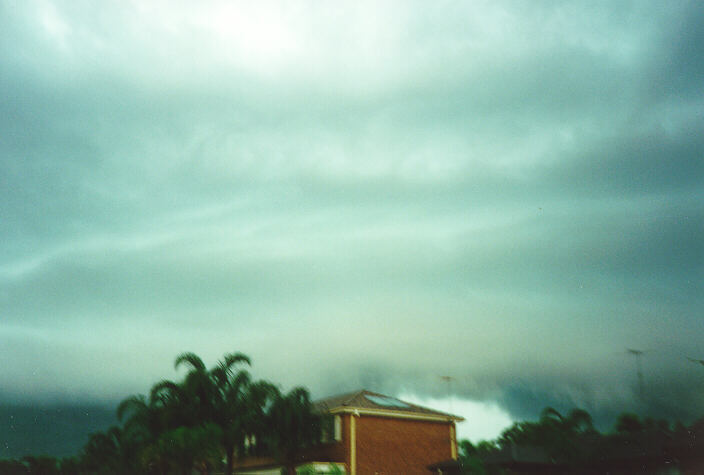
[365,395,410,408]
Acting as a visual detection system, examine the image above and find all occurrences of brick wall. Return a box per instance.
[355,415,453,475]
[299,414,350,466]
[233,413,455,474]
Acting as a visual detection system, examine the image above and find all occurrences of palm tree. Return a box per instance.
[265,387,322,475]
[498,406,597,465]
[141,423,223,475]
[539,406,564,425]
[563,408,594,434]
[615,413,644,434]
[117,394,164,446]
[174,351,253,475]
[150,378,194,429]
[118,379,197,474]
[81,425,132,474]
[237,380,279,458]
[175,352,221,425]
[117,394,171,474]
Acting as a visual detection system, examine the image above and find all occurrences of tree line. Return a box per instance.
[458,406,704,473]
[4,353,703,474]
[0,351,322,475]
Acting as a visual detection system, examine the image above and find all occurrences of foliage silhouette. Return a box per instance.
[8,352,704,474]
[461,407,704,473]
[263,386,322,475]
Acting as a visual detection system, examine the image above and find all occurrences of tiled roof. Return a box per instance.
[313,389,464,421]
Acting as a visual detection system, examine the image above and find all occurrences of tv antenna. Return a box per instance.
[626,348,649,397]
[440,375,454,414]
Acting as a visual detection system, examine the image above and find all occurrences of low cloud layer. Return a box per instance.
[1,0,702,431]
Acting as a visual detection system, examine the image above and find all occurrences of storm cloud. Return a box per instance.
[1,0,702,446]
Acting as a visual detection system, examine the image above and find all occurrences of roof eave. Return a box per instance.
[328,406,465,422]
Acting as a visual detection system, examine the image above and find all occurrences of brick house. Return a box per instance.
[234,389,464,475]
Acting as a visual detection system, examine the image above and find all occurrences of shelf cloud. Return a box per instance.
[1,0,702,433]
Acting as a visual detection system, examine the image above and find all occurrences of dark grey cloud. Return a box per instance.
[0,0,702,445]
[0,404,116,458]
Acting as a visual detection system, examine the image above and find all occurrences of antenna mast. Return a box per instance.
[627,349,645,397]
[440,375,454,414]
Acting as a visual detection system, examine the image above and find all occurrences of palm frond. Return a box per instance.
[210,365,228,388]
[231,370,252,389]
[105,425,124,447]
[117,395,147,422]
[150,379,182,403]
[565,408,594,431]
[290,386,311,403]
[175,352,206,371]
[540,406,564,423]
[221,352,251,371]
[249,380,278,400]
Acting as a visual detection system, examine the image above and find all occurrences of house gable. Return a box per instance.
[234,389,462,475]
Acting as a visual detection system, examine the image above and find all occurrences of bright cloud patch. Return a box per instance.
[399,393,515,443]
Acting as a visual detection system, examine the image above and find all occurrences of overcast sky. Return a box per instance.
[1,0,702,441]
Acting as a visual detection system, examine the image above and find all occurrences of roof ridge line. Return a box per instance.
[342,388,368,405]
